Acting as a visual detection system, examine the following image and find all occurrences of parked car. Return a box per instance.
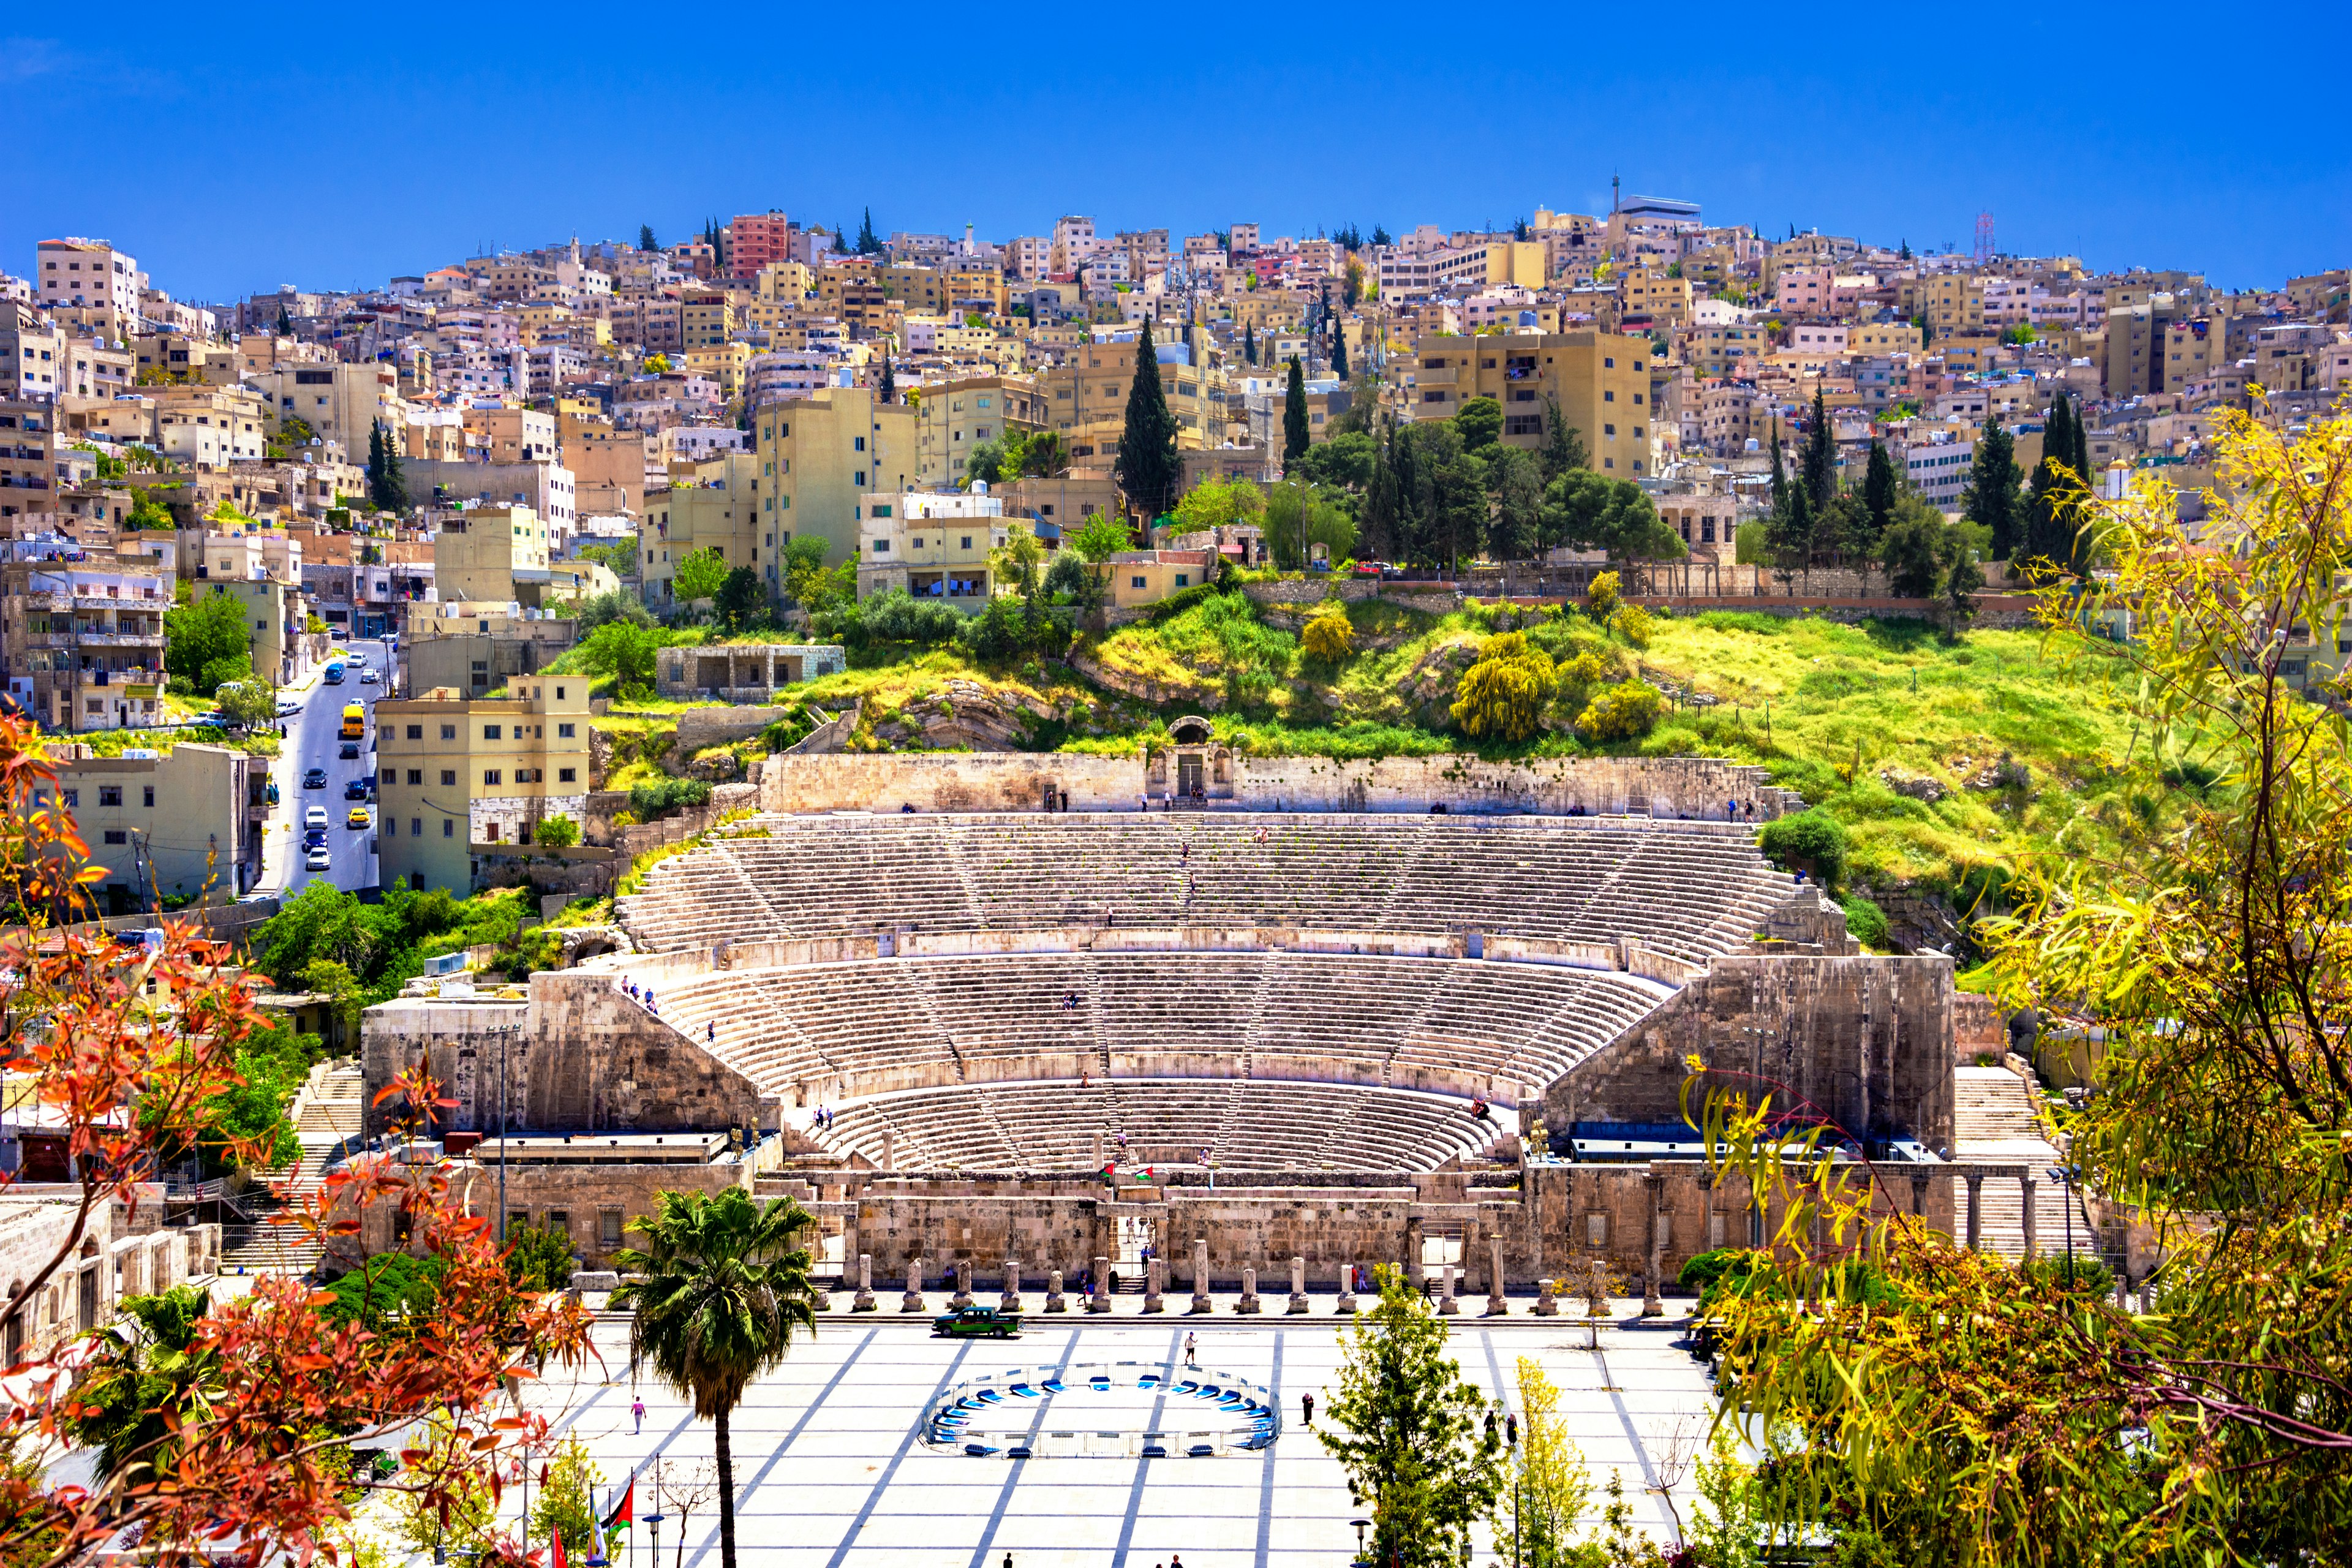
[933,1306,1021,1339]
[276,699,303,718]
[345,806,371,830]
[304,805,328,830]
[302,767,328,789]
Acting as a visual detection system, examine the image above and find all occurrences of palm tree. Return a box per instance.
[610,1188,818,1568]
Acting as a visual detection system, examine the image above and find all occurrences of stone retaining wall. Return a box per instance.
[759,752,1804,820]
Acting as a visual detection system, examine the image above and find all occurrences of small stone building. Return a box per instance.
[656,643,846,703]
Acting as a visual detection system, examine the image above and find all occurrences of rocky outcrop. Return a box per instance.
[870,681,1061,752]
[1068,650,1222,710]
[1879,766,1948,804]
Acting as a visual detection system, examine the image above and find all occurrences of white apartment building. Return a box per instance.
[36,239,142,314]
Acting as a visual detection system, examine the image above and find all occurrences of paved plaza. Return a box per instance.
[503,1297,1719,1568]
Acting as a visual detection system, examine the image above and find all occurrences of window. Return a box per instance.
[440,770,457,786]
[872,538,889,554]
[98,786,122,807]
[1604,424,1616,437]
[1131,575,1147,589]
[484,821,499,842]
[440,725,456,741]
[411,818,422,836]
[557,723,575,739]
[103,830,126,845]
[547,1210,570,1237]
[559,767,577,783]
[143,786,154,807]
[1175,574,1189,587]
[483,725,502,740]
[960,535,972,549]
[1604,390,1615,402]
[61,790,77,808]
[600,1209,624,1248]
[853,435,865,452]
[483,770,502,786]
[1603,356,1615,368]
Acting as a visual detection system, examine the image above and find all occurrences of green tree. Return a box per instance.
[366,418,404,514]
[639,224,658,252]
[506,1219,575,1292]
[1114,318,1181,519]
[1542,470,1684,562]
[1302,607,1354,663]
[1283,356,1311,466]
[1962,416,2022,560]
[1243,322,1257,366]
[990,520,1046,598]
[579,619,663,694]
[535,815,579,850]
[1361,421,1403,562]
[127,491,175,531]
[878,355,895,405]
[1452,394,1504,459]
[298,957,364,1045]
[1577,679,1664,741]
[856,208,881,255]
[1798,386,1838,509]
[530,1435,604,1556]
[1492,1357,1596,1568]
[1318,1264,1503,1567]
[1757,809,1847,888]
[1331,319,1349,379]
[714,566,766,631]
[673,546,729,605]
[611,1189,821,1568]
[164,590,253,693]
[215,677,276,731]
[1879,501,1945,598]
[1485,447,1544,561]
[1862,440,1899,540]
[1293,429,1374,492]
[67,1286,220,1485]
[1067,512,1134,562]
[1539,394,1588,482]
[1041,550,1104,615]
[2020,393,2082,576]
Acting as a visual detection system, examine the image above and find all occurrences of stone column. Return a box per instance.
[1485,1237,1508,1316]
[852,1253,876,1313]
[1093,1131,1104,1169]
[1533,1278,1559,1317]
[1404,1216,1425,1290]
[950,1262,973,1310]
[1439,1262,1460,1316]
[1964,1174,1985,1251]
[2020,1172,2039,1262]
[1237,1266,1261,1314]
[1144,1255,1165,1313]
[1642,1175,1665,1317]
[1000,1257,1023,1313]
[1909,1173,1929,1218]
[1045,1269,1066,1313]
[1190,1237,1212,1314]
[1088,1254,1112,1314]
[901,1256,925,1313]
[1287,1255,1309,1314]
[1335,1261,1356,1314]
[881,1128,895,1170]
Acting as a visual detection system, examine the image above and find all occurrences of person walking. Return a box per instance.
[1302,1392,1314,1424]
[631,1395,646,1435]
[1184,1332,1198,1368]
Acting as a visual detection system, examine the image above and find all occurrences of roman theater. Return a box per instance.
[355,739,2021,1308]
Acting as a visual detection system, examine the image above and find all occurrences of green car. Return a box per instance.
[933,1306,1022,1338]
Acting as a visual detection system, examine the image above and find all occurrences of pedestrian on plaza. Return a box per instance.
[631,1396,646,1435]
[1184,1332,1198,1368]
[1302,1392,1314,1424]
[707,1020,716,1043]
[1506,1411,1518,1446]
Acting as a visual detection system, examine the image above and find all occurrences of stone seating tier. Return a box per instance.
[615,812,1792,964]
[817,1078,1500,1174]
[648,949,1668,1124]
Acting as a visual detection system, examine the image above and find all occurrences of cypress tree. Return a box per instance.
[857,208,881,255]
[1799,388,1838,508]
[276,304,292,336]
[1114,318,1181,519]
[1332,320,1349,380]
[1362,419,1401,561]
[1863,440,1898,538]
[879,355,895,406]
[1540,394,1586,481]
[1283,356,1311,466]
[2070,398,2092,491]
[1768,423,1790,521]
[1964,417,2022,560]
[639,223,658,252]
[1243,322,1256,366]
[2022,396,2083,575]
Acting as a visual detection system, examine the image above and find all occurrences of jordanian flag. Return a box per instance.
[601,1478,635,1534]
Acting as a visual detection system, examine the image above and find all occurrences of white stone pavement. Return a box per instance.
[492,1298,1720,1568]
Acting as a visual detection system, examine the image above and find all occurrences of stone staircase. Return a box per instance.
[219,1058,364,1277]
[1950,1065,2092,1261]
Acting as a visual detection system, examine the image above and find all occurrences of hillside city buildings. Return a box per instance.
[0,200,2342,898]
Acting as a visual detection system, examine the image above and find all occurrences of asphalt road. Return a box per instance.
[281,647,384,895]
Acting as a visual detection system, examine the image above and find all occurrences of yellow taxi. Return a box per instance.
[345,805,372,831]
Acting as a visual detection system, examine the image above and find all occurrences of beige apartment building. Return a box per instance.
[1409,331,1658,475]
[374,680,593,894]
[249,363,405,459]
[913,374,1047,490]
[1034,340,1230,470]
[0,554,172,731]
[641,453,761,609]
[751,385,917,573]
[39,742,267,907]
[432,504,551,601]
[855,489,1008,607]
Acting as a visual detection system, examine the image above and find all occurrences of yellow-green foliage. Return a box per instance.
[1610,603,1654,647]
[1302,607,1355,663]
[1577,679,1665,741]
[1587,570,1621,620]
[1450,632,1558,742]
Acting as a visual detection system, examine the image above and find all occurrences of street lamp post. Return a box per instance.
[2051,1165,2076,1290]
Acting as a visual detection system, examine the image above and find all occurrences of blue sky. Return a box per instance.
[4,4,2343,304]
